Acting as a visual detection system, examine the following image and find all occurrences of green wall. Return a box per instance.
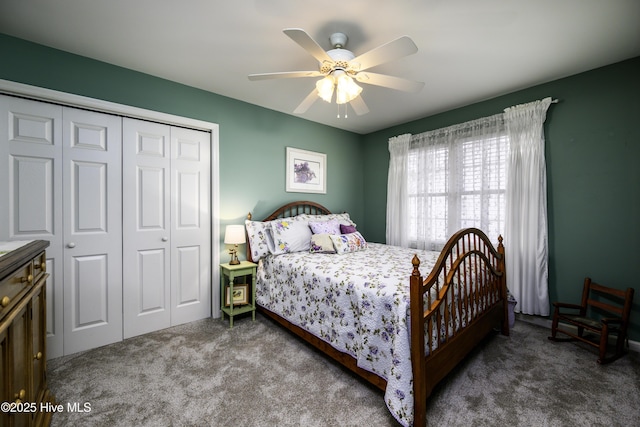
[1,33,638,342]
[0,33,364,254]
[362,57,640,341]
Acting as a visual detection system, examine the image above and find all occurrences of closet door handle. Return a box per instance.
[161,237,168,242]
[67,242,76,248]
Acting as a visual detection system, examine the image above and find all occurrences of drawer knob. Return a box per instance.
[41,262,46,270]
[34,351,43,360]
[14,389,26,401]
[1,296,10,307]
[21,274,34,283]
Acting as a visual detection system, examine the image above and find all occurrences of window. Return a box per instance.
[407,130,508,249]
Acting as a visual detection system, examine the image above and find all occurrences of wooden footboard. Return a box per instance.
[410,228,508,426]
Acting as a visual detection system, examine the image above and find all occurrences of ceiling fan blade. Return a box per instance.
[283,28,334,64]
[354,72,424,93]
[350,36,418,71]
[294,88,319,114]
[248,71,323,81]
[349,96,369,116]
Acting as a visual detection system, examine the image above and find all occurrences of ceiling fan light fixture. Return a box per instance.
[315,76,335,102]
[335,74,362,104]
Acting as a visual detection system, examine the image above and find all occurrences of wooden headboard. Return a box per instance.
[246,201,332,262]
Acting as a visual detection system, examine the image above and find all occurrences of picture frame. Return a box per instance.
[225,284,249,306]
[286,147,326,194]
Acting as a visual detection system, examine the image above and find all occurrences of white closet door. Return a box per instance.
[123,118,171,338]
[0,95,65,358]
[171,127,211,325]
[62,107,122,355]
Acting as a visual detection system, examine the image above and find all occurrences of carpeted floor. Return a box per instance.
[47,314,640,426]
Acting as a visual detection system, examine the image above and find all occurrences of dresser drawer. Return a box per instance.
[0,261,33,318]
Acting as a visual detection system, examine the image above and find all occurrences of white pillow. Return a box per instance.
[270,218,313,254]
[245,220,275,261]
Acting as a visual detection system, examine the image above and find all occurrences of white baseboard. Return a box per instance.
[515,313,640,354]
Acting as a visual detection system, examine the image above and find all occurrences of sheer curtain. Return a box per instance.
[504,97,553,315]
[386,134,411,247]
[387,114,507,251]
[387,97,553,315]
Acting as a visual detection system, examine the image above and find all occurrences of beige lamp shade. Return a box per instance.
[224,225,246,245]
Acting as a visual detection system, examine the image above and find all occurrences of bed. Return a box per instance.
[244,201,509,426]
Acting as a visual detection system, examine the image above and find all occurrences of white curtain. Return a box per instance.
[386,134,411,247]
[504,97,552,315]
[411,115,507,250]
[386,97,553,315]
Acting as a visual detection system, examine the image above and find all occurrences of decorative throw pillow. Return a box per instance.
[270,218,313,254]
[340,224,357,234]
[309,233,336,253]
[329,231,368,254]
[309,219,341,235]
[244,220,275,261]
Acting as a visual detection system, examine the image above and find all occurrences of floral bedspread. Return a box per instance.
[255,242,441,427]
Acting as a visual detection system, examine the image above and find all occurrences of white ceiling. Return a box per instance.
[1,0,639,134]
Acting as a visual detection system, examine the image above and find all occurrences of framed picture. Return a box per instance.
[286,147,326,194]
[225,284,249,306]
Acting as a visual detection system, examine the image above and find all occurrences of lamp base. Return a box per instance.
[228,247,240,265]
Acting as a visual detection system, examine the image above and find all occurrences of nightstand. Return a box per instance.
[220,261,257,328]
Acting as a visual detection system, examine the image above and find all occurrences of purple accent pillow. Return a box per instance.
[340,224,357,234]
[309,219,341,235]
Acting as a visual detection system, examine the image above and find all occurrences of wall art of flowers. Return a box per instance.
[294,161,319,184]
[286,147,326,194]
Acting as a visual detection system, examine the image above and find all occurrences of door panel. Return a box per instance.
[137,249,167,313]
[0,95,64,358]
[73,161,108,232]
[72,254,109,328]
[63,107,122,355]
[123,118,171,338]
[11,156,54,235]
[176,245,201,305]
[176,170,200,228]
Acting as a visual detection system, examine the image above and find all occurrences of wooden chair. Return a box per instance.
[549,277,634,364]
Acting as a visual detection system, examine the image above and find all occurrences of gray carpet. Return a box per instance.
[47,314,640,427]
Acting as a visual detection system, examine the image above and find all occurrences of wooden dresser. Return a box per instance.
[1,240,54,427]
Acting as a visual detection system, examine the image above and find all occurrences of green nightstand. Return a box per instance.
[220,261,257,328]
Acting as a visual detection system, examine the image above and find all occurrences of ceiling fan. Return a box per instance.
[248,28,424,116]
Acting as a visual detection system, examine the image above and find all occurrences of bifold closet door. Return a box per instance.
[123,119,210,338]
[0,96,123,357]
[123,119,172,338]
[62,107,122,355]
[0,95,64,358]
[169,126,211,326]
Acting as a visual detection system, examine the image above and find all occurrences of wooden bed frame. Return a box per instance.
[247,201,509,426]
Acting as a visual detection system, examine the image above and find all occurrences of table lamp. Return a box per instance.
[224,225,245,265]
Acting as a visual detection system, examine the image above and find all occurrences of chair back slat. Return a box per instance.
[587,299,623,316]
